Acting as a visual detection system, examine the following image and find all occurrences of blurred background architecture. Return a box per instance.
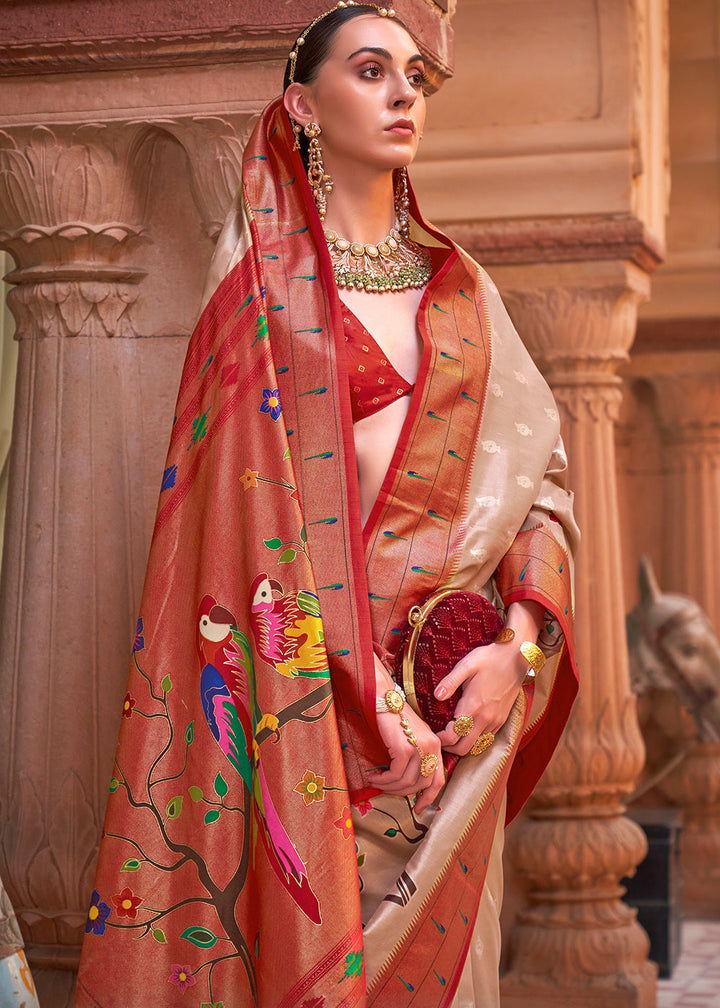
[0,0,717,1005]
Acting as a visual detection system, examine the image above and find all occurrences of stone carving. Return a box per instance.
[0,124,146,339]
[627,556,720,915]
[628,555,720,746]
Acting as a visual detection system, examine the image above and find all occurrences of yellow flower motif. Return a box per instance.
[240,468,259,491]
[294,770,325,806]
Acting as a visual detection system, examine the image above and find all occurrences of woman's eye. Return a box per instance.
[361,64,382,79]
[409,71,429,90]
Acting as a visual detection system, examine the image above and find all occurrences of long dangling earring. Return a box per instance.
[395,166,411,238]
[304,122,333,221]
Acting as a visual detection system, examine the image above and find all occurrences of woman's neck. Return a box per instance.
[321,170,397,245]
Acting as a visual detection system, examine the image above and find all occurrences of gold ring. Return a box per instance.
[453,715,474,738]
[420,753,439,777]
[470,732,495,755]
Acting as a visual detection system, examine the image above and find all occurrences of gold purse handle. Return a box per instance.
[401,588,459,715]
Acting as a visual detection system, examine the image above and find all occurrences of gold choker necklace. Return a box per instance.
[325,227,431,294]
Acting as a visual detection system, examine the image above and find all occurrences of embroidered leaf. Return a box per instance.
[108,777,120,793]
[152,928,167,943]
[204,809,221,825]
[166,796,183,820]
[384,828,398,838]
[264,538,283,550]
[180,926,219,949]
[190,410,210,445]
[120,859,141,872]
[161,675,172,693]
[185,721,195,744]
[300,525,307,543]
[188,786,204,802]
[161,465,177,491]
[278,548,296,564]
[214,772,228,798]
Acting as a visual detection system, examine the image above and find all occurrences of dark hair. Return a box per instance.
[283,5,412,166]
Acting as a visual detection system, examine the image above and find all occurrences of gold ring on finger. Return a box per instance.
[453,715,474,738]
[420,753,439,777]
[470,731,495,756]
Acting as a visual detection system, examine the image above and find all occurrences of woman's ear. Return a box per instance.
[283,84,316,128]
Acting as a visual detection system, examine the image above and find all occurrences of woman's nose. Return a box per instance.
[392,74,417,107]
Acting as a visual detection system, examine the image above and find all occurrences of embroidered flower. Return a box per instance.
[121,693,136,718]
[260,388,282,421]
[112,887,143,919]
[240,468,258,490]
[513,370,529,385]
[352,798,373,817]
[481,440,501,454]
[341,950,364,980]
[133,618,145,652]
[491,382,504,398]
[85,890,111,935]
[515,423,533,437]
[170,965,196,993]
[475,495,500,508]
[544,407,559,421]
[516,475,534,489]
[294,770,325,806]
[333,806,354,839]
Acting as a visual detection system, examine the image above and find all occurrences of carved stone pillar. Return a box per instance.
[0,115,246,1005]
[622,351,720,915]
[482,254,657,1007]
[652,359,720,632]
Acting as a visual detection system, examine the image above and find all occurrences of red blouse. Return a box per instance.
[342,304,414,422]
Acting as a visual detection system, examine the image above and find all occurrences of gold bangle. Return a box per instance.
[519,640,546,678]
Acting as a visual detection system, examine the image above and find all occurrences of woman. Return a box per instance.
[76,4,578,1007]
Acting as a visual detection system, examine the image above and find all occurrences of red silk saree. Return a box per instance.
[75,99,578,1008]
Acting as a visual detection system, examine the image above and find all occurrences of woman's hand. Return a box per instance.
[366,656,445,813]
[435,599,545,756]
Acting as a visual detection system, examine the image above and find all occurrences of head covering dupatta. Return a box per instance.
[76,99,385,1008]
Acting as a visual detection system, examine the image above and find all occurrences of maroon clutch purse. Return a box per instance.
[393,589,505,733]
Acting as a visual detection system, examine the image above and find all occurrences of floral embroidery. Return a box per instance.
[133,617,145,652]
[112,886,143,919]
[85,890,111,935]
[260,388,282,421]
[240,468,259,490]
[121,693,136,718]
[170,965,196,992]
[352,798,373,817]
[294,770,325,806]
[333,806,354,839]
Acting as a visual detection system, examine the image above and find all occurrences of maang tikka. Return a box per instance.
[304,122,333,221]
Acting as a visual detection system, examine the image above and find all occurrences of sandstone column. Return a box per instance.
[0,114,248,1005]
[450,230,661,1006]
[621,350,720,916]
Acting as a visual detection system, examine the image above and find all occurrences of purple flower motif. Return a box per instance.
[259,388,282,421]
[133,618,145,652]
[161,465,177,491]
[170,965,196,992]
[85,890,111,935]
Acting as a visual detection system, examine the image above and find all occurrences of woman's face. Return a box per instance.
[289,14,427,176]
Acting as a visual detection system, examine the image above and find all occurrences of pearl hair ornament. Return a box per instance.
[287,1,397,86]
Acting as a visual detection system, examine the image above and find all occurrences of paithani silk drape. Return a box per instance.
[75,99,578,1008]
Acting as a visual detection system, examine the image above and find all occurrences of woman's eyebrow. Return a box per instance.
[346,46,425,65]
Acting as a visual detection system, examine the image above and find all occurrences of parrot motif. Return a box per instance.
[249,573,328,678]
[197,594,321,924]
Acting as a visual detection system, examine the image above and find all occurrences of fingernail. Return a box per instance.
[435,686,447,700]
